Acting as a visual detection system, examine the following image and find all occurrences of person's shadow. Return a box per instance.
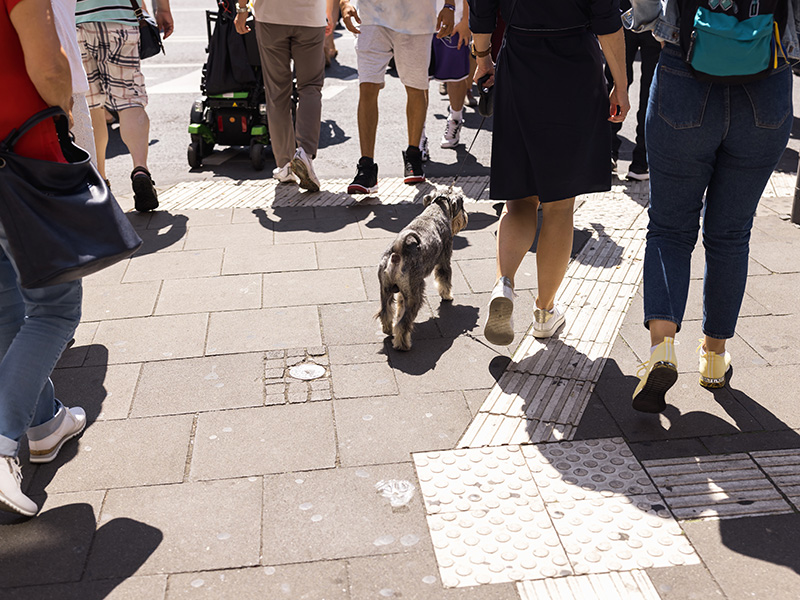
[579,358,800,586]
[0,344,163,599]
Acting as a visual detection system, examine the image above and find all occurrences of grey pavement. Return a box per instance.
[0,171,798,600]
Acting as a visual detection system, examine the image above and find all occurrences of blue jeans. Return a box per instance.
[643,46,792,339]
[0,223,82,457]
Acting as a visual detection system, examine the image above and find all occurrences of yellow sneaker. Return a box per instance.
[698,342,731,389]
[632,337,678,413]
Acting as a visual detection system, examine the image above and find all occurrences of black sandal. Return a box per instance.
[131,166,159,212]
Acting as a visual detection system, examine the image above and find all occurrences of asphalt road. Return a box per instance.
[102,0,800,195]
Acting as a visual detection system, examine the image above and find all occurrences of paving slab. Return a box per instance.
[316,237,398,269]
[594,372,763,443]
[183,222,273,250]
[645,565,725,600]
[329,361,399,399]
[2,575,168,600]
[457,256,538,294]
[189,403,336,480]
[738,272,799,316]
[735,314,800,366]
[451,230,500,261]
[348,552,522,599]
[130,353,265,417]
[273,216,363,244]
[89,478,263,576]
[87,313,209,365]
[682,514,800,600]
[222,241,318,275]
[391,335,521,395]
[262,268,366,306]
[328,342,390,365]
[122,249,223,282]
[206,306,321,353]
[149,208,233,229]
[51,363,142,421]
[81,258,130,286]
[701,429,800,455]
[334,391,473,466]
[320,301,401,346]
[166,563,349,600]
[261,463,431,564]
[155,274,262,315]
[0,491,104,588]
[80,281,161,322]
[134,227,187,254]
[29,415,192,493]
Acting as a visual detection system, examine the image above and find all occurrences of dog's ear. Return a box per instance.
[455,197,464,214]
[423,194,434,207]
[404,232,421,251]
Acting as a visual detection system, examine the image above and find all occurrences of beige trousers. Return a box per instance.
[255,22,326,168]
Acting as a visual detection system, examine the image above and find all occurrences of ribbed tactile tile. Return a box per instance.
[414,447,541,515]
[751,449,800,510]
[517,570,660,600]
[522,439,657,502]
[642,454,792,520]
[427,505,572,587]
[548,495,698,574]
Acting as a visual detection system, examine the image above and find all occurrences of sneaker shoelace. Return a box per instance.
[5,456,23,485]
[444,118,461,140]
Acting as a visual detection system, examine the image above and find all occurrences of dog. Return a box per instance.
[376,190,468,351]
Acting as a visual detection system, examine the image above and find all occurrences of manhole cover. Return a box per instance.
[289,363,326,381]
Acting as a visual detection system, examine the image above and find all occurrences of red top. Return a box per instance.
[0,0,65,162]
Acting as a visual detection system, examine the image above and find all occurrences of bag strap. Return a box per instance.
[0,107,65,153]
[127,0,146,24]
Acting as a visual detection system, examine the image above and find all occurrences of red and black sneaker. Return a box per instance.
[403,146,425,184]
[347,157,378,195]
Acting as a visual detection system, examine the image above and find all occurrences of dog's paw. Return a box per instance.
[392,329,412,351]
[382,323,393,335]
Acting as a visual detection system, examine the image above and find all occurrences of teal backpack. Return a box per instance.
[679,0,789,83]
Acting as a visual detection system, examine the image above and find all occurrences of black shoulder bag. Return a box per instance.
[129,0,165,60]
[0,108,143,289]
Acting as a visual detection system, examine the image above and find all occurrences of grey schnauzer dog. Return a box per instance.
[376,190,469,351]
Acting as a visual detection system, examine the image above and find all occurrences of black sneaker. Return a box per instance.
[627,163,649,181]
[403,146,425,184]
[131,166,159,212]
[347,157,378,194]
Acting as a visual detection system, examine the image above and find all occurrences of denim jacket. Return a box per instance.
[626,0,800,60]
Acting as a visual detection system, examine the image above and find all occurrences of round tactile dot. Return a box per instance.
[475,573,492,584]
[482,543,498,554]
[455,566,472,577]
[648,547,664,557]
[586,552,602,563]
[451,546,467,557]
[495,533,511,543]
[438,557,454,568]
[464,536,479,546]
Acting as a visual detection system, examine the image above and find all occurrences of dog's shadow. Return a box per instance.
[387,300,480,376]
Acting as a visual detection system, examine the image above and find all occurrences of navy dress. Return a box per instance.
[470,0,622,202]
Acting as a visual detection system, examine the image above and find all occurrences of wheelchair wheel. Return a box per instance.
[188,141,202,169]
[250,140,265,171]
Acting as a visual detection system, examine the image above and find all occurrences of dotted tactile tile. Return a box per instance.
[427,505,572,587]
[642,454,792,520]
[522,439,657,502]
[414,447,541,515]
[517,570,660,600]
[751,449,800,511]
[548,494,699,574]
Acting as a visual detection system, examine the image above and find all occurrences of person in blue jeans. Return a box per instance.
[1,0,87,517]
[627,0,799,412]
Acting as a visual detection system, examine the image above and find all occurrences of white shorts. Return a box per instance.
[355,25,431,90]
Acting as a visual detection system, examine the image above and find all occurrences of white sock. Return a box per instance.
[449,107,463,122]
[650,344,659,354]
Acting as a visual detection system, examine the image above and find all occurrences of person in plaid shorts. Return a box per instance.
[76,0,174,212]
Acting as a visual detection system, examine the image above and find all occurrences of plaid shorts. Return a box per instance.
[77,22,148,111]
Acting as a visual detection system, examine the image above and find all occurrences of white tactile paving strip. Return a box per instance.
[460,184,650,447]
[641,454,793,520]
[414,440,700,588]
[517,570,661,600]
[155,176,492,210]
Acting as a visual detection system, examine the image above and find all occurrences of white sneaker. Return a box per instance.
[533,305,566,338]
[28,406,86,464]
[441,115,463,149]
[291,147,321,192]
[484,276,515,346]
[0,456,37,517]
[273,163,296,184]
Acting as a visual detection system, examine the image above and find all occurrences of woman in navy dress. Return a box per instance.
[472,0,629,346]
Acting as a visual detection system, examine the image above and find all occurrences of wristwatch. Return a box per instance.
[470,40,491,58]
[236,4,248,13]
